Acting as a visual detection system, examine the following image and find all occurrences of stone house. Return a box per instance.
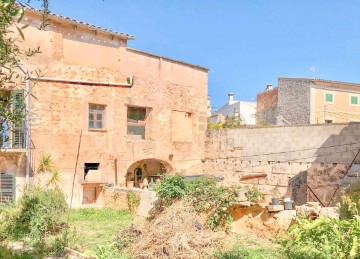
[0,7,208,207]
[211,93,256,125]
[257,77,360,125]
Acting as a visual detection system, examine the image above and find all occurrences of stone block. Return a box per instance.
[266,205,284,212]
[272,163,290,174]
[319,207,339,218]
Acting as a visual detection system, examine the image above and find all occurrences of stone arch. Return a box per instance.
[126,159,172,188]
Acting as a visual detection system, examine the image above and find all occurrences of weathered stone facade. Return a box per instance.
[203,123,360,205]
[9,9,209,207]
[277,78,311,124]
[256,88,278,125]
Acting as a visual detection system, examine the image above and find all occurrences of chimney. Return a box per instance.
[228,92,234,105]
[266,84,273,91]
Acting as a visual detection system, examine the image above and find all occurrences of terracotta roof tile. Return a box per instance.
[22,4,134,40]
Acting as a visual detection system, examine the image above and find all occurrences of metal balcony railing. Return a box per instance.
[0,125,25,149]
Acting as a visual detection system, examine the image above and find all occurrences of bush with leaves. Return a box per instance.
[0,189,69,256]
[245,185,262,201]
[282,216,360,259]
[154,174,186,206]
[154,175,239,231]
[339,181,360,219]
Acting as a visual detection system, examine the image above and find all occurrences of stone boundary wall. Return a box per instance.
[203,123,360,204]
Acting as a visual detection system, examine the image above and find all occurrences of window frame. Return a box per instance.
[324,92,335,104]
[88,103,106,130]
[349,94,359,106]
[126,105,150,140]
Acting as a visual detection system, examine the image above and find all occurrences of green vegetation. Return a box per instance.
[282,216,360,259]
[339,182,360,219]
[207,116,242,130]
[215,236,285,259]
[0,189,69,257]
[127,191,140,213]
[0,246,34,259]
[154,175,239,231]
[66,208,133,257]
[282,183,360,259]
[245,185,262,201]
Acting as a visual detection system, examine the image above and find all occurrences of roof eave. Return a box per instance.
[23,5,134,40]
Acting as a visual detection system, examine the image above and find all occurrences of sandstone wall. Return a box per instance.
[204,123,360,204]
[15,11,208,207]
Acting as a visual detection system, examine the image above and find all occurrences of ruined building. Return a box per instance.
[0,7,208,206]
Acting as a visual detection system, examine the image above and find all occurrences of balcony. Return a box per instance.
[0,124,25,149]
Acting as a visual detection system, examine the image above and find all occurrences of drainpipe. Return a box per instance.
[28,76,134,87]
[17,64,31,187]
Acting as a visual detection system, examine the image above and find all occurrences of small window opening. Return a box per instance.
[84,163,99,180]
[127,106,148,139]
[89,104,105,129]
[325,119,333,124]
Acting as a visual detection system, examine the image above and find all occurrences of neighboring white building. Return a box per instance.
[211,93,257,125]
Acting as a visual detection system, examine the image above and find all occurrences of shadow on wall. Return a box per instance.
[289,122,360,206]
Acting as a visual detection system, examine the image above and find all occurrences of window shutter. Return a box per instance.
[12,90,25,148]
[0,173,15,203]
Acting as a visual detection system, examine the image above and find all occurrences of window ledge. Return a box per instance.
[0,148,26,153]
[126,134,145,141]
[88,128,107,132]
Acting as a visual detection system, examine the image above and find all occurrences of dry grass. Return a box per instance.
[130,201,226,258]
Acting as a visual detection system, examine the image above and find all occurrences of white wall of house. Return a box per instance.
[213,93,256,125]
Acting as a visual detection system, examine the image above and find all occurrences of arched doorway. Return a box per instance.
[126,159,172,188]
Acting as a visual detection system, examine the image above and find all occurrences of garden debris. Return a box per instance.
[130,201,225,258]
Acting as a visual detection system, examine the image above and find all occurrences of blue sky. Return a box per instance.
[30,1,360,110]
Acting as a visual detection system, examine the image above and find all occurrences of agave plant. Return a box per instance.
[37,153,55,174]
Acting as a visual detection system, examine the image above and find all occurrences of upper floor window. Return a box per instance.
[89,104,105,129]
[350,95,359,106]
[127,106,148,139]
[324,93,334,104]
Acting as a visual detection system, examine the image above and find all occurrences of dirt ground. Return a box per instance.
[230,205,295,238]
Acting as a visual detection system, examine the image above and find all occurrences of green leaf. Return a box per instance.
[16,26,24,40]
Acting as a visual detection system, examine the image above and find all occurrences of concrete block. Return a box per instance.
[266,205,284,212]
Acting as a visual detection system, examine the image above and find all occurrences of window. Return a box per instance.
[0,90,25,149]
[89,104,105,129]
[325,119,333,124]
[350,95,359,106]
[325,93,334,104]
[127,106,148,139]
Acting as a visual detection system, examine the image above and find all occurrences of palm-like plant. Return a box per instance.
[37,153,55,174]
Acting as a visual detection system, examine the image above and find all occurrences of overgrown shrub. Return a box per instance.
[245,185,262,201]
[0,189,68,256]
[340,181,360,219]
[154,175,239,231]
[282,216,360,259]
[154,174,186,206]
